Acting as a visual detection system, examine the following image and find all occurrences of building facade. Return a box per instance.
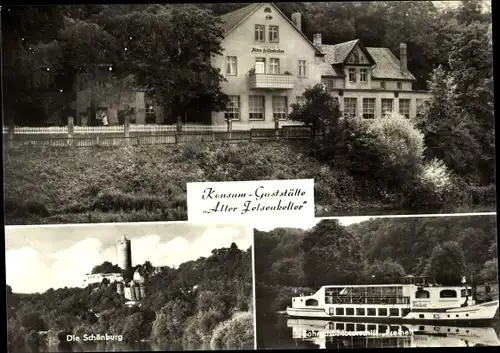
[82,272,124,287]
[211,3,325,127]
[314,35,432,120]
[117,235,132,271]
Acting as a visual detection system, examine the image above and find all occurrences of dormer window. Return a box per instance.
[397,82,402,90]
[264,7,272,13]
[255,25,265,42]
[348,68,356,82]
[360,69,367,82]
[380,81,386,89]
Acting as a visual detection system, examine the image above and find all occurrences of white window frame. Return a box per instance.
[224,96,240,121]
[255,24,265,42]
[298,60,307,78]
[399,98,410,118]
[269,25,279,43]
[344,97,357,118]
[272,96,288,121]
[226,56,237,76]
[363,98,376,119]
[269,58,280,74]
[255,57,266,74]
[249,95,265,120]
[360,69,367,82]
[348,68,356,82]
[381,98,393,116]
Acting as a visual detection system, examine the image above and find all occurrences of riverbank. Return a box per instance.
[4,141,494,224]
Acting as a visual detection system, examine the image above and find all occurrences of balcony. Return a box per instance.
[248,73,295,90]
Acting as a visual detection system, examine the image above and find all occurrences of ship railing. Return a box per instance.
[325,296,411,305]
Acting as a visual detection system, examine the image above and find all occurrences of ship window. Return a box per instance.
[346,323,355,331]
[389,308,399,316]
[356,308,365,316]
[337,323,345,330]
[419,326,425,331]
[335,307,344,315]
[415,290,430,299]
[401,309,410,317]
[440,290,457,298]
[461,289,472,297]
[356,324,365,331]
[378,308,388,316]
[305,299,319,306]
[390,326,399,332]
[367,308,376,316]
[368,324,376,331]
[378,325,387,334]
[346,308,354,315]
[419,314,425,319]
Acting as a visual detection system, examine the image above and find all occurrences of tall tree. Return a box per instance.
[423,241,467,285]
[108,4,228,124]
[302,219,366,287]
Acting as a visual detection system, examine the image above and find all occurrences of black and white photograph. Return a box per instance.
[5,222,254,352]
[254,214,499,349]
[2,1,495,226]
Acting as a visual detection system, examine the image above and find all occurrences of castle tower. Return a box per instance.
[117,235,132,271]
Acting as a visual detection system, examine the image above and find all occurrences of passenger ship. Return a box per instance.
[287,319,500,348]
[286,276,499,323]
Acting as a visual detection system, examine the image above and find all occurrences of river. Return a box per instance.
[257,314,500,349]
[28,341,210,352]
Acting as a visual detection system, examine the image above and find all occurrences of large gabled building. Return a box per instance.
[211,3,325,127]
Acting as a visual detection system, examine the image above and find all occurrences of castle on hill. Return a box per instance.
[82,235,147,304]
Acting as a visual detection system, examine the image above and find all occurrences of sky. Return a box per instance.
[5,222,252,294]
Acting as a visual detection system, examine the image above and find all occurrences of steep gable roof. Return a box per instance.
[317,39,360,65]
[318,39,416,81]
[366,47,416,81]
[219,3,261,35]
[218,3,323,56]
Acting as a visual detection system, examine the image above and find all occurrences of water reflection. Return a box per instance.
[39,341,208,352]
[287,319,500,349]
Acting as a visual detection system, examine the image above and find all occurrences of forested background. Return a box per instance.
[255,216,498,319]
[7,243,254,353]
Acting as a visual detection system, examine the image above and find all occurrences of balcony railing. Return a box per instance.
[248,73,295,89]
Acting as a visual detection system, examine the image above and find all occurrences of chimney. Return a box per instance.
[291,12,302,32]
[313,33,322,46]
[400,43,407,71]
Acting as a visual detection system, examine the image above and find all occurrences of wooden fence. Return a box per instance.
[2,117,316,149]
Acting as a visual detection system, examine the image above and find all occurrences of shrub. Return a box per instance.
[210,311,254,350]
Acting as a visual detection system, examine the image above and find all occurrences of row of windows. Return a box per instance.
[226,56,308,77]
[415,289,472,299]
[322,68,403,90]
[255,24,279,43]
[343,98,411,119]
[329,307,409,317]
[225,95,294,121]
[348,68,368,83]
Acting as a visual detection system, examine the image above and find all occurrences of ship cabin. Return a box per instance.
[291,275,474,318]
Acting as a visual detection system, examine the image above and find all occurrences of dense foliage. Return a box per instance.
[255,216,498,318]
[2,4,228,126]
[7,244,253,352]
